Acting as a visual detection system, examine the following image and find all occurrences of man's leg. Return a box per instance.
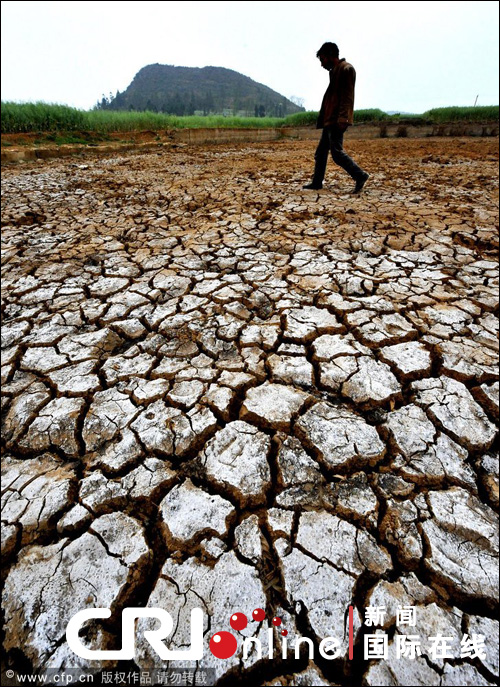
[328,127,369,191]
[303,128,329,189]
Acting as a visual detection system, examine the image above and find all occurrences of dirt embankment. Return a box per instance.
[2,120,498,164]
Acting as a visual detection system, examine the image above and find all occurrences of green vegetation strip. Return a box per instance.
[1,102,498,135]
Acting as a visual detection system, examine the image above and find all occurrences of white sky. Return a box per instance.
[1,0,499,113]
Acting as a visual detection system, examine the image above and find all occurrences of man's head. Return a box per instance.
[317,42,339,70]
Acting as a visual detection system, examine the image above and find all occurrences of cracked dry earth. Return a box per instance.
[1,136,499,687]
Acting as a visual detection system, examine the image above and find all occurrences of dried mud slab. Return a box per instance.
[422,487,499,607]
[1,137,499,685]
[3,513,151,667]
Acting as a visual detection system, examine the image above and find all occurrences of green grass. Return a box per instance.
[1,101,498,135]
[1,102,286,134]
[353,109,389,122]
[1,102,87,133]
[86,110,285,132]
[423,106,499,122]
[280,111,318,127]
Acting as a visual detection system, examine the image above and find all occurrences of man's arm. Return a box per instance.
[317,84,332,129]
[337,64,356,129]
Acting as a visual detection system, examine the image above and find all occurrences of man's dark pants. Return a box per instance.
[312,125,365,186]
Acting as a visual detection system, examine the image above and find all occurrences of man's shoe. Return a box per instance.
[303,182,323,190]
[353,172,369,193]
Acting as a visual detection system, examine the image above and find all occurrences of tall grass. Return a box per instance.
[1,102,287,133]
[353,109,388,122]
[1,102,87,133]
[1,101,498,135]
[423,106,499,122]
[285,107,500,125]
[86,110,284,132]
[281,111,318,127]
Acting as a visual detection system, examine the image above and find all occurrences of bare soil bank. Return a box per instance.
[1,121,498,164]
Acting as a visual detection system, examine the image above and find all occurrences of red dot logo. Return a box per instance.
[252,608,266,622]
[230,612,248,632]
[209,631,238,659]
[272,617,282,627]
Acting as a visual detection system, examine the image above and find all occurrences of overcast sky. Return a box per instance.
[1,0,499,113]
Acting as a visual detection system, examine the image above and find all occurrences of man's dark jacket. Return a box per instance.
[317,58,356,129]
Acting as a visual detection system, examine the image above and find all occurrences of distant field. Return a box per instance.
[1,102,498,135]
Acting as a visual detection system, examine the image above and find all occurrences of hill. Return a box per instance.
[99,64,305,118]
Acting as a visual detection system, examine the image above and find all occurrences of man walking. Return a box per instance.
[303,42,369,193]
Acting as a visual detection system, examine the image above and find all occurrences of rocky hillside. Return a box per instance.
[101,64,304,117]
